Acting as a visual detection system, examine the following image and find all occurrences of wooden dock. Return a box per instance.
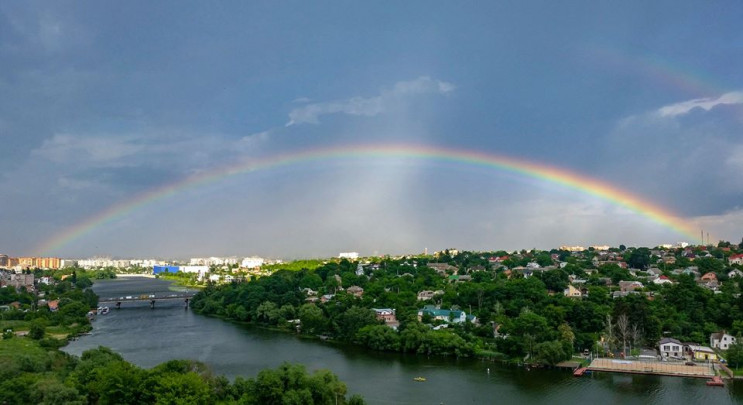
[587,358,714,378]
[573,367,588,376]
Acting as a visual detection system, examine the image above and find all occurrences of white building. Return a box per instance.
[241,257,264,269]
[180,265,209,280]
[710,332,737,350]
[653,275,673,285]
[189,257,239,266]
[659,338,683,358]
[339,252,359,260]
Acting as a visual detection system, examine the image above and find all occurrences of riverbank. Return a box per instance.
[61,276,743,404]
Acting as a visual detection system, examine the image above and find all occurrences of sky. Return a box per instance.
[2,1,743,259]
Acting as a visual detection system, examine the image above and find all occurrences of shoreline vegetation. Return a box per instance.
[188,243,743,372]
[0,269,365,404]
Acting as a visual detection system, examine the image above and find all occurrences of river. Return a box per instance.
[63,277,742,404]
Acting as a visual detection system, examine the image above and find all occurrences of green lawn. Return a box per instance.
[0,336,48,361]
[0,320,30,331]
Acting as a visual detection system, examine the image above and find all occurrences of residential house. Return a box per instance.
[417,290,436,301]
[448,274,472,283]
[426,263,458,276]
[48,300,59,312]
[563,284,582,298]
[684,344,718,362]
[662,255,677,265]
[728,269,743,279]
[710,332,737,350]
[647,268,663,277]
[659,337,683,359]
[320,294,334,303]
[618,281,644,293]
[653,275,673,285]
[701,272,718,282]
[347,286,364,298]
[730,254,743,265]
[372,308,399,330]
[417,305,476,324]
[488,255,509,264]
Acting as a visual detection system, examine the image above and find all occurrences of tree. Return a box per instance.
[627,248,651,270]
[299,304,326,334]
[602,314,615,353]
[534,340,569,365]
[615,314,629,357]
[29,319,46,340]
[335,306,377,341]
[726,340,743,370]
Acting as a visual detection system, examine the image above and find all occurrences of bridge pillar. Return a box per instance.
[150,300,155,309]
[184,298,190,309]
[116,302,121,309]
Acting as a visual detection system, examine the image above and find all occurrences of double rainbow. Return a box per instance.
[37,144,700,255]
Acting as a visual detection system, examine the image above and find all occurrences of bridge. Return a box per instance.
[98,292,196,309]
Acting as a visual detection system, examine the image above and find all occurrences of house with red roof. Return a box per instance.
[653,275,673,285]
[730,254,743,265]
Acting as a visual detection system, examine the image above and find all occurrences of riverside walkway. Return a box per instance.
[587,358,714,378]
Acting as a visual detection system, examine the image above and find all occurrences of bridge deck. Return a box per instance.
[98,293,195,303]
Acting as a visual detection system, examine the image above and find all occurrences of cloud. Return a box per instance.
[600,90,743,221]
[32,134,144,165]
[656,91,743,117]
[1,5,88,54]
[285,76,455,126]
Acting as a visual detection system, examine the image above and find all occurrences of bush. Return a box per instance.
[29,320,46,340]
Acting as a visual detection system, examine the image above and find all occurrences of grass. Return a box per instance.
[0,320,30,331]
[0,336,48,361]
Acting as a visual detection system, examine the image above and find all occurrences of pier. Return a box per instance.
[587,358,714,378]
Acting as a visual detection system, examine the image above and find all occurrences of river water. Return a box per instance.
[63,277,742,404]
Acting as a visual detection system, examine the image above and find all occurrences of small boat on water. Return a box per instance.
[97,306,110,315]
[706,376,724,387]
[413,377,426,382]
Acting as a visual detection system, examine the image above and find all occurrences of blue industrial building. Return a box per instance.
[153,265,180,275]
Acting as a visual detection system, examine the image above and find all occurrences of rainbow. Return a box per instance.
[37,144,701,255]
[585,45,726,98]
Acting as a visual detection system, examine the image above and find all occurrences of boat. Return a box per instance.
[413,377,426,382]
[706,376,724,387]
[99,306,110,315]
